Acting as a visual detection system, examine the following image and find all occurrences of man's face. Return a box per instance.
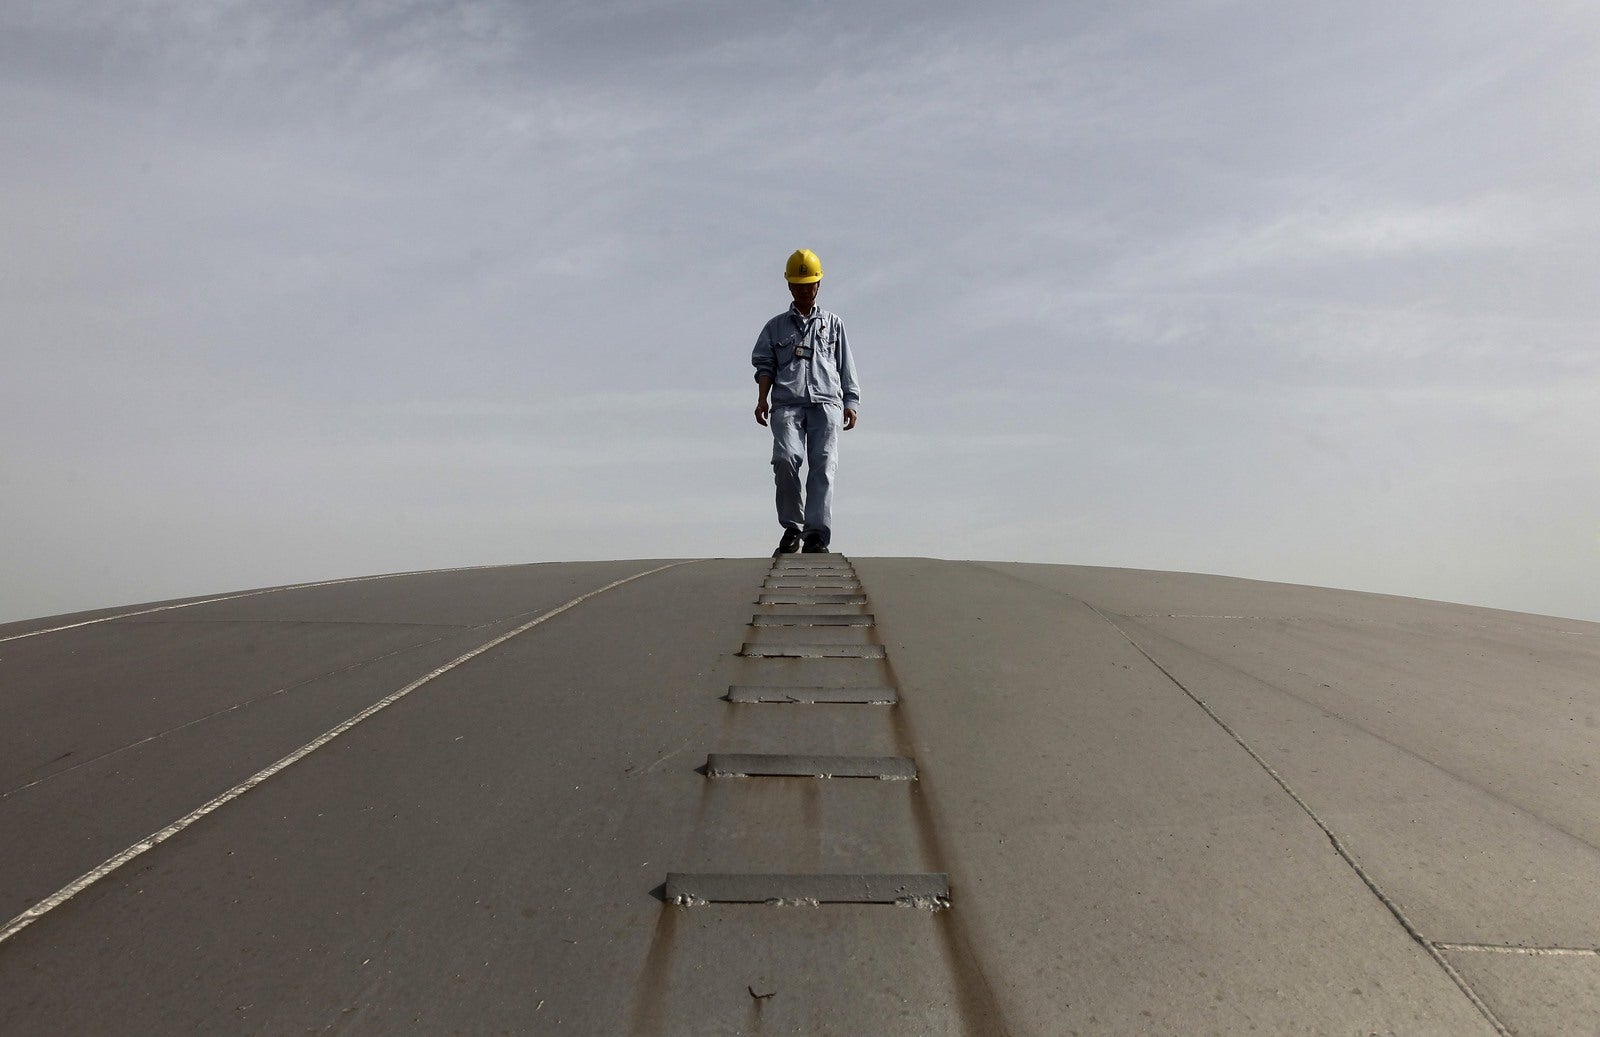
[788,279,819,313]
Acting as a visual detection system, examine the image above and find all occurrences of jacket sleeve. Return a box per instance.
[752,321,777,382]
[836,318,860,410]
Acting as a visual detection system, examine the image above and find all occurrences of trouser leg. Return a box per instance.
[770,406,805,532]
[803,403,841,546]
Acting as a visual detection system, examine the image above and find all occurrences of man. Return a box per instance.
[752,248,861,555]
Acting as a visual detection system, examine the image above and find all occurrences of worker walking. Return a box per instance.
[752,248,860,555]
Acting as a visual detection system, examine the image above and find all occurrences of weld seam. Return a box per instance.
[116,619,475,629]
[1087,603,1510,1036]
[0,563,513,644]
[1434,942,1600,957]
[4,597,629,800]
[0,560,700,948]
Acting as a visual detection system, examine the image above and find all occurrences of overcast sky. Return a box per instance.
[4,0,1598,624]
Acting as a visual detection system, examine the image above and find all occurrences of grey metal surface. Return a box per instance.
[2,555,1596,1033]
[706,753,917,779]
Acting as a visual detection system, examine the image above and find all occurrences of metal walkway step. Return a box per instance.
[725,685,898,704]
[706,753,916,779]
[740,642,886,659]
[665,872,949,908]
[751,613,874,627]
[757,592,868,605]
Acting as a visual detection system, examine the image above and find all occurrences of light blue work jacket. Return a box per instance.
[751,304,860,412]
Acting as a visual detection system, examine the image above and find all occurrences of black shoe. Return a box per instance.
[801,532,829,554]
[774,529,802,556]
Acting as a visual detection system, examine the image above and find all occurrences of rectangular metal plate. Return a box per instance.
[750,614,874,627]
[767,568,857,574]
[758,593,868,605]
[763,581,863,590]
[706,753,916,779]
[767,568,857,575]
[665,872,949,908]
[740,643,886,659]
[725,685,898,704]
[769,574,856,581]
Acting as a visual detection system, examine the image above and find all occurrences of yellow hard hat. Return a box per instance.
[784,248,824,284]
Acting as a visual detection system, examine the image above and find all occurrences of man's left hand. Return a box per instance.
[843,408,857,431]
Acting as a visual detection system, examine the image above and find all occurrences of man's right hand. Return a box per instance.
[755,398,770,426]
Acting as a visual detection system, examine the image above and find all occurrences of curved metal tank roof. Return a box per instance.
[2,557,1597,1034]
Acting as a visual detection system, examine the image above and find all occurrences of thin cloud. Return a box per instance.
[3,0,1598,623]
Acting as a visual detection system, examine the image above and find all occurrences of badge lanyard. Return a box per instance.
[791,313,820,361]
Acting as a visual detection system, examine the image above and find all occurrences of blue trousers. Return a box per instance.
[770,402,840,545]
